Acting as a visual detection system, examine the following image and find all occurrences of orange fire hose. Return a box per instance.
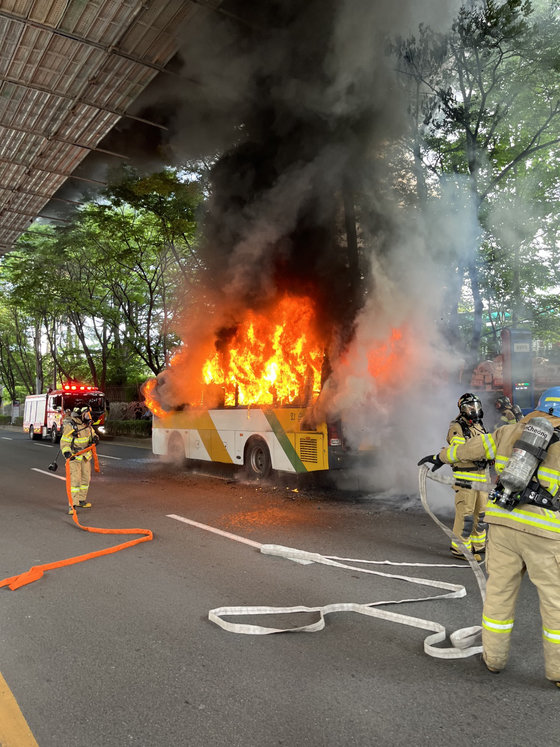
[0,444,153,591]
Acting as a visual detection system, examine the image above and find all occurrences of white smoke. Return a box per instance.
[329,178,481,496]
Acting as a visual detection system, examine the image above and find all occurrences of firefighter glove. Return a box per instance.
[92,434,99,444]
[63,451,75,461]
[417,454,444,472]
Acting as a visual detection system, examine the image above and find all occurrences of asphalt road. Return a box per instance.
[1,426,558,746]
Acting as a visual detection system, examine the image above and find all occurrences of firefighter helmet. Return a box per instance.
[536,387,560,417]
[458,393,483,423]
[72,406,92,423]
[495,395,512,411]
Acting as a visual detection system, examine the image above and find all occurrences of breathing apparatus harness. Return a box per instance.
[63,410,97,457]
[489,417,560,512]
[452,417,490,474]
[69,421,87,453]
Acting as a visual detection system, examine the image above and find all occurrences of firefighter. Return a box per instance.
[444,393,490,560]
[493,394,521,428]
[418,386,560,688]
[61,406,98,514]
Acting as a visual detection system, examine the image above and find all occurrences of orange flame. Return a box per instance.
[143,377,168,418]
[202,294,324,406]
[367,327,406,386]
[144,297,409,418]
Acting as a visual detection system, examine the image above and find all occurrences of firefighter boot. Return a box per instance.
[451,547,482,562]
[67,505,78,515]
[79,501,91,509]
[481,655,501,674]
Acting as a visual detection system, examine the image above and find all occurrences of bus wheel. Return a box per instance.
[167,432,185,466]
[245,438,272,479]
[50,427,59,444]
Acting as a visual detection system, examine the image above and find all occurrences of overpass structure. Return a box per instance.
[0,0,223,255]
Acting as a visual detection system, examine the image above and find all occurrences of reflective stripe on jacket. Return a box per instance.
[446,418,489,486]
[61,418,95,461]
[439,411,560,540]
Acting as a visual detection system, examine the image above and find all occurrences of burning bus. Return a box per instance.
[146,294,350,478]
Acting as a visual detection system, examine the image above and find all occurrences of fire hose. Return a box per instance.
[0,444,153,591]
[208,465,486,659]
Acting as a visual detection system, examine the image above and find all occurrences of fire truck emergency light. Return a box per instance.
[62,383,96,391]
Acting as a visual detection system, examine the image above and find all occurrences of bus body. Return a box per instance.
[152,406,348,477]
[23,383,106,443]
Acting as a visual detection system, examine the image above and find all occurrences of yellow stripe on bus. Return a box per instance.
[193,411,233,464]
[0,672,39,746]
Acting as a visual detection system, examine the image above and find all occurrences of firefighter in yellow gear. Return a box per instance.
[419,386,560,688]
[446,393,490,559]
[494,394,521,428]
[61,406,99,514]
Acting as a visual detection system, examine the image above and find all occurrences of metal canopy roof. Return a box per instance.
[0,0,222,255]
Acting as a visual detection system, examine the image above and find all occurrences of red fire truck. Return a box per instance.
[23,382,107,443]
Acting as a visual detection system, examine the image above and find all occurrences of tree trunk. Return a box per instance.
[34,321,43,394]
[342,179,362,315]
[466,261,484,380]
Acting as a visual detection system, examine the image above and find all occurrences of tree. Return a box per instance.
[0,304,36,400]
[395,0,560,363]
[77,168,203,376]
[0,226,60,393]
[0,169,204,399]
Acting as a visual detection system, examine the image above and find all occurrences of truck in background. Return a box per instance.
[469,328,560,416]
[23,382,107,442]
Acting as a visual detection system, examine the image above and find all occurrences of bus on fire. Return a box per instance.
[146,294,357,478]
[149,399,348,478]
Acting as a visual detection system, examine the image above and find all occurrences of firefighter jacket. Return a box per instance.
[438,410,560,541]
[61,415,96,461]
[446,418,489,489]
[498,406,517,426]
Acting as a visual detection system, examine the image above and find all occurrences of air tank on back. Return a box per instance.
[497,417,554,501]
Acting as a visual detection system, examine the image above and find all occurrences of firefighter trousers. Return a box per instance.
[69,457,92,505]
[451,487,487,553]
[482,523,560,682]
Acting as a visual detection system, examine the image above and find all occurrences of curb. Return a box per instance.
[0,424,152,450]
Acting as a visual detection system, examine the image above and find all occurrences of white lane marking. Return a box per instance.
[98,453,121,460]
[1,437,12,440]
[167,514,262,549]
[34,443,53,448]
[31,468,65,481]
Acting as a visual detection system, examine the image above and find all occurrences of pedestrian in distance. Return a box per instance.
[418,386,560,689]
[61,406,99,514]
[442,393,490,560]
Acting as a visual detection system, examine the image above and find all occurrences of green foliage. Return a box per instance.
[104,419,152,437]
[0,168,203,397]
[0,416,23,426]
[394,0,560,363]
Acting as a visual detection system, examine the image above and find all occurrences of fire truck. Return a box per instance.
[470,328,560,414]
[23,382,107,443]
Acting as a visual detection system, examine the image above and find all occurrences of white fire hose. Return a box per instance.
[209,464,486,659]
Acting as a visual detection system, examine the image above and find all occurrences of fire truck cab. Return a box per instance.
[23,382,107,443]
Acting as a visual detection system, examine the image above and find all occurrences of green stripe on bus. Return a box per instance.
[264,410,308,473]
